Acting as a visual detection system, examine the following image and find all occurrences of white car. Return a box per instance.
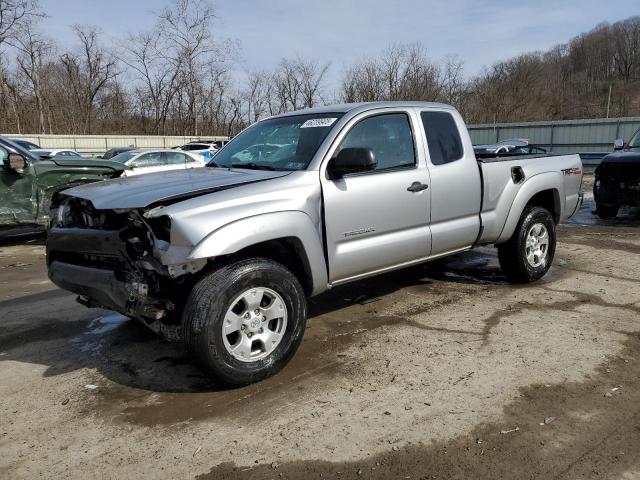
[177,141,229,161]
[110,149,205,176]
[31,149,84,160]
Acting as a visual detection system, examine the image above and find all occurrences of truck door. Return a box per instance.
[321,110,431,284]
[419,110,481,255]
[0,145,38,226]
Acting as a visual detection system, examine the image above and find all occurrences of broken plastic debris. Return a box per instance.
[500,426,520,435]
[84,384,98,390]
[540,416,555,425]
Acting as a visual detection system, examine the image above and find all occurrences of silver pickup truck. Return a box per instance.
[47,102,583,385]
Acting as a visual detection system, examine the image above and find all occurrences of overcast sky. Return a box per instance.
[39,0,637,88]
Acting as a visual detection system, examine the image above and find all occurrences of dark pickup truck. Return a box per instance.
[594,129,640,219]
[0,137,127,237]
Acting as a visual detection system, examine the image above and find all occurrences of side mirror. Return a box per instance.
[329,147,376,178]
[5,152,28,173]
[613,138,625,150]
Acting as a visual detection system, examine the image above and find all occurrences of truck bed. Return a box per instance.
[476,153,583,245]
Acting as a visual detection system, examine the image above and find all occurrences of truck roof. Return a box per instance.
[276,101,456,118]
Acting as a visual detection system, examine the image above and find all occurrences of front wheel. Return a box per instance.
[182,258,307,386]
[595,203,619,219]
[498,206,556,283]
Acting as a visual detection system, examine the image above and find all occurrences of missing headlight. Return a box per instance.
[146,215,171,242]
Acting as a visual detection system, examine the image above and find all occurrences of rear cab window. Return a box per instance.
[420,111,463,165]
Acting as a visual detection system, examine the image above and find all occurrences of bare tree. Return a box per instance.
[9,18,53,133]
[60,25,118,133]
[0,0,41,46]
[341,43,441,103]
[121,30,181,134]
[159,0,219,135]
[244,70,271,123]
[272,57,330,112]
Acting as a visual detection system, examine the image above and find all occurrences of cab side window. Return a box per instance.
[421,111,463,165]
[338,113,416,171]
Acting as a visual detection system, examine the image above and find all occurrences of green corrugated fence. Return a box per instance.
[467,117,640,163]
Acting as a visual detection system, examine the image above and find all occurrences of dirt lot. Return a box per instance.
[1,176,639,480]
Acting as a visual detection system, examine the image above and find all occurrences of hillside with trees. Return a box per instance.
[0,0,638,136]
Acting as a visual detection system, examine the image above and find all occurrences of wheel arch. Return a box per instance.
[188,211,327,296]
[496,172,563,244]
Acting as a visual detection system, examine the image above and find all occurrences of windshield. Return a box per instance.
[111,151,139,163]
[211,113,343,170]
[629,129,640,148]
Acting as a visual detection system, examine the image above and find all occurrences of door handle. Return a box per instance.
[407,181,429,192]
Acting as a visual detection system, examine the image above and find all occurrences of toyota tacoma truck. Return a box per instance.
[0,136,127,238]
[593,128,640,219]
[47,102,583,385]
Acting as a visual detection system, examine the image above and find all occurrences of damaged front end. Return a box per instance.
[594,160,640,208]
[47,196,206,341]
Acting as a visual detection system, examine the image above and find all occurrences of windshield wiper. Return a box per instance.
[230,162,277,171]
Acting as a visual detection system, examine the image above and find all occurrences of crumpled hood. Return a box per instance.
[60,167,291,209]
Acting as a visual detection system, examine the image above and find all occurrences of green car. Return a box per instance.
[0,136,128,238]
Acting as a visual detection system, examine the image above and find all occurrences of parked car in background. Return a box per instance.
[9,139,41,150]
[110,149,205,176]
[177,140,226,152]
[473,139,547,157]
[31,149,84,160]
[47,102,583,385]
[177,140,221,164]
[593,128,640,218]
[100,146,135,159]
[0,136,127,237]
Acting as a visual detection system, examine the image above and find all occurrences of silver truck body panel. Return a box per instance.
[477,154,582,244]
[48,101,583,314]
[318,107,432,283]
[61,167,291,209]
[417,107,482,255]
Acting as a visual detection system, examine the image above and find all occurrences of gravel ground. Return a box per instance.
[1,175,639,480]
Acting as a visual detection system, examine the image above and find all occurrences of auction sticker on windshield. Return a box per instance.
[301,118,338,128]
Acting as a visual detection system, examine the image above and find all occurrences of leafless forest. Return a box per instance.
[0,0,639,136]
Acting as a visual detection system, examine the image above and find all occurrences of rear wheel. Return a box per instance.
[182,258,307,386]
[595,203,619,219]
[498,206,556,283]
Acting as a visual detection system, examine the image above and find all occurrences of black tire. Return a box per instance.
[182,257,307,386]
[595,203,619,219]
[498,206,556,284]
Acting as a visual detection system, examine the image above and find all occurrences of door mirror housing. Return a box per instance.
[613,138,625,150]
[329,148,376,178]
[5,152,28,173]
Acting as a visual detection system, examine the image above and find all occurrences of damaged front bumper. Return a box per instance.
[46,200,205,341]
[47,227,175,328]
